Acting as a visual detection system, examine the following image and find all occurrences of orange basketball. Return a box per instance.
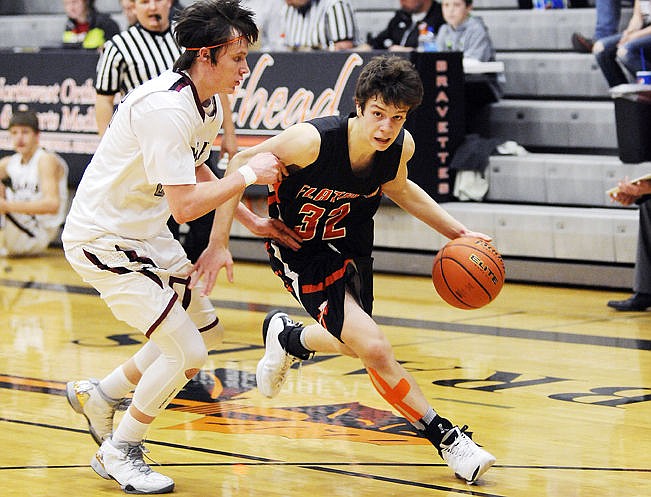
[432,237,505,310]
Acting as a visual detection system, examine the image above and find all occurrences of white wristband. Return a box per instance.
[238,165,257,186]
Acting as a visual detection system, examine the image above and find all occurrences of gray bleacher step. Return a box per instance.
[485,154,651,206]
[0,0,123,15]
[0,15,65,49]
[488,99,617,149]
[498,52,609,98]
[373,202,638,264]
[480,8,632,51]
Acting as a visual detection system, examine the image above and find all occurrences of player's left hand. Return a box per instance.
[249,217,302,250]
[189,244,233,296]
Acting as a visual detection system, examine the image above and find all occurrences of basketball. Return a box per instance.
[432,237,505,310]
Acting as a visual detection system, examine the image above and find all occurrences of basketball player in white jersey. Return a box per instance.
[0,110,68,256]
[63,1,301,493]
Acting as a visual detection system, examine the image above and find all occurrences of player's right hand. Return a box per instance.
[247,152,288,184]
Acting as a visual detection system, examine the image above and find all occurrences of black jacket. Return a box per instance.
[366,2,445,49]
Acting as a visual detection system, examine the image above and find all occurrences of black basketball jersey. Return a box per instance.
[269,113,405,260]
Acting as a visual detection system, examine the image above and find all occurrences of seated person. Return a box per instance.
[436,0,499,135]
[363,0,445,51]
[594,0,651,87]
[62,0,120,49]
[435,0,495,62]
[281,0,358,51]
[0,111,69,256]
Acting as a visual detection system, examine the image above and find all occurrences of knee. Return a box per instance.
[184,342,208,374]
[359,337,393,369]
[616,46,628,59]
[593,40,604,54]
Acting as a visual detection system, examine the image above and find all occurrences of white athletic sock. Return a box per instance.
[112,410,150,444]
[99,366,136,401]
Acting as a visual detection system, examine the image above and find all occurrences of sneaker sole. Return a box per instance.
[122,482,175,494]
[256,310,286,399]
[65,381,104,446]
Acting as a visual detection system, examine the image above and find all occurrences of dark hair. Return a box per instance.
[9,110,39,132]
[355,56,423,114]
[172,0,258,72]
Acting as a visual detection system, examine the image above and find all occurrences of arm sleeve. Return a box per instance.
[461,21,494,61]
[324,0,358,43]
[95,40,123,95]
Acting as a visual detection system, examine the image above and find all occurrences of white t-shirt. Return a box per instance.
[63,69,223,245]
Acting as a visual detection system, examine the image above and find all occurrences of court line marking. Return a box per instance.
[2,417,649,474]
[1,277,650,351]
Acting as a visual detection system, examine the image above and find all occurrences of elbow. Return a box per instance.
[169,203,193,225]
[170,209,193,225]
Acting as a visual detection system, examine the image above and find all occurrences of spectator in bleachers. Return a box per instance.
[280,0,358,51]
[62,0,120,49]
[0,110,68,256]
[361,0,445,51]
[435,0,495,62]
[436,0,499,137]
[571,0,622,53]
[594,0,651,87]
[607,176,651,311]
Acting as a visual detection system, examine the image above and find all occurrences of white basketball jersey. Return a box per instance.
[5,147,69,229]
[63,70,223,246]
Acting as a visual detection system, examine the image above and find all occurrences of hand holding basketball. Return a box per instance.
[432,237,505,310]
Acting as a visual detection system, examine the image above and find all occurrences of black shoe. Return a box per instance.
[571,32,594,53]
[607,293,651,311]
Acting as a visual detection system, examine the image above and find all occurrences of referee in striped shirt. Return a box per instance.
[94,0,235,158]
[282,0,358,51]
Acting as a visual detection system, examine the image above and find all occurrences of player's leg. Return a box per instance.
[0,215,57,255]
[91,301,207,494]
[66,342,159,445]
[338,293,495,484]
[67,250,223,445]
[258,289,496,484]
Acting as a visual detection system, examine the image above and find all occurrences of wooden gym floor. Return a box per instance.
[0,248,649,496]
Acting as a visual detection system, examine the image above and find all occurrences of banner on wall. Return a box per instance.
[0,49,463,200]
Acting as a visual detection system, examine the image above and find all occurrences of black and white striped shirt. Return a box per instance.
[282,0,358,51]
[95,24,181,96]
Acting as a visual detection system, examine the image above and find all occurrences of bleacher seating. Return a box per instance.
[2,0,649,288]
[350,1,647,288]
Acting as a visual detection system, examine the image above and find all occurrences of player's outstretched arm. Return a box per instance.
[382,131,491,242]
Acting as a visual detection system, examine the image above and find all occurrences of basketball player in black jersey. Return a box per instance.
[214,55,496,484]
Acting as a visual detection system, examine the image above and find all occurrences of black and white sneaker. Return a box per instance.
[256,310,302,398]
[440,425,495,484]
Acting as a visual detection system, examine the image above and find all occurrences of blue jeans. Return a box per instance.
[595,33,651,86]
[594,0,621,40]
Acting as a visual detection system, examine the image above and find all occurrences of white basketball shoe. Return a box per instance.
[66,378,121,445]
[439,425,496,484]
[91,438,175,494]
[256,310,303,398]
